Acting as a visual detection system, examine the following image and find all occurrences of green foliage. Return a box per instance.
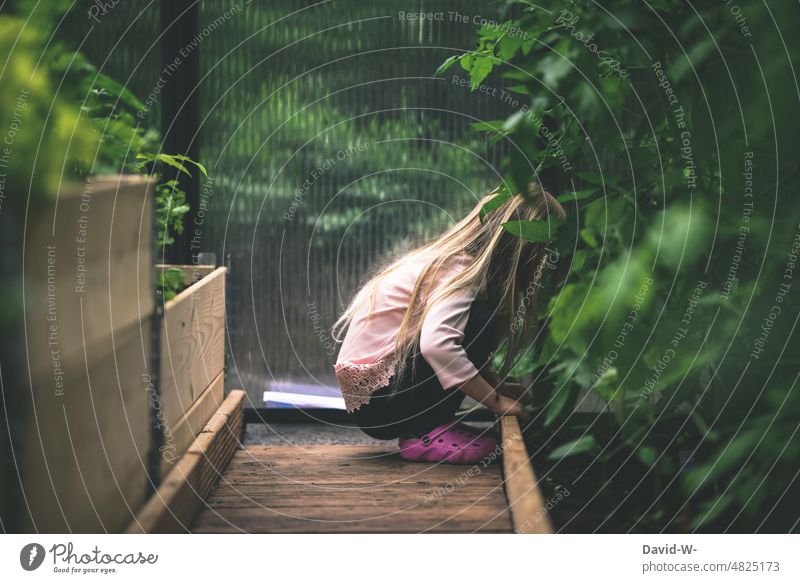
[146,155,206,260]
[155,180,190,257]
[453,0,800,531]
[2,3,207,305]
[137,153,208,180]
[157,267,186,302]
[479,183,512,221]
[547,435,597,461]
[501,217,563,242]
[150,158,207,301]
[0,14,97,206]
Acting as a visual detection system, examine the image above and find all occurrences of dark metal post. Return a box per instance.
[143,0,201,496]
[0,201,26,531]
[160,0,201,265]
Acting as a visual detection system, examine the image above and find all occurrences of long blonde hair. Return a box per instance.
[332,182,567,382]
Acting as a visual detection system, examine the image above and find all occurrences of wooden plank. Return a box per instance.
[159,266,226,431]
[25,175,155,375]
[190,521,511,534]
[208,483,505,495]
[194,505,509,523]
[220,445,506,480]
[22,305,152,533]
[20,176,154,533]
[192,442,513,534]
[204,492,508,508]
[158,371,225,478]
[191,507,511,534]
[127,390,245,534]
[500,416,553,534]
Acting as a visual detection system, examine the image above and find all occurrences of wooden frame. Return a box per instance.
[19,175,155,532]
[127,389,245,533]
[158,265,227,478]
[500,416,554,534]
[15,176,229,532]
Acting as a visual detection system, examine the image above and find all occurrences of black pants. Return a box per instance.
[351,299,498,439]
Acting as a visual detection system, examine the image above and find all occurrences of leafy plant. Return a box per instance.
[146,156,208,254]
[450,0,800,532]
[64,50,206,301]
[3,2,208,304]
[157,266,187,302]
[0,13,97,206]
[148,158,207,301]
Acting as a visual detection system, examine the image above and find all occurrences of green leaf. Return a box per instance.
[690,494,735,530]
[92,72,146,111]
[592,366,622,402]
[576,171,607,185]
[137,153,190,176]
[502,110,527,133]
[557,188,595,203]
[168,154,208,177]
[435,54,460,77]
[544,383,572,426]
[480,184,512,222]
[690,410,716,441]
[157,267,186,303]
[547,435,596,460]
[497,34,524,61]
[669,36,716,82]
[637,445,658,467]
[478,23,504,41]
[468,55,495,88]
[579,228,599,248]
[522,34,537,55]
[505,84,531,96]
[501,217,563,242]
[137,153,207,177]
[684,429,761,492]
[569,250,587,272]
[470,119,508,133]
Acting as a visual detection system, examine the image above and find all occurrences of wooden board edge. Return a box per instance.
[58,174,156,199]
[500,416,554,534]
[164,265,227,308]
[159,371,225,478]
[126,389,245,533]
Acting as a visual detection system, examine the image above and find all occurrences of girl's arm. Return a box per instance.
[417,258,528,420]
[457,372,530,421]
[479,361,532,406]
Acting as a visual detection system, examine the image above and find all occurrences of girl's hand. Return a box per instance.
[497,382,532,406]
[491,394,531,423]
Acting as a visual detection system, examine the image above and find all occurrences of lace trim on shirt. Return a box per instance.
[334,357,399,413]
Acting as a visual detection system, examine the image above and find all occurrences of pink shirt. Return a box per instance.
[334,253,479,412]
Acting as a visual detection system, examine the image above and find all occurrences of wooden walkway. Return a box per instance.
[190,418,551,534]
[191,444,510,533]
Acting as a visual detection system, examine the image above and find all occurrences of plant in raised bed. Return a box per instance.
[446,0,800,532]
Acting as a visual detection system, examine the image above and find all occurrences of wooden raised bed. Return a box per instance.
[15,175,229,532]
[127,389,245,533]
[20,175,156,533]
[500,416,554,534]
[156,263,227,479]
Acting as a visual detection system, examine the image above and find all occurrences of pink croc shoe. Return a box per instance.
[397,421,499,464]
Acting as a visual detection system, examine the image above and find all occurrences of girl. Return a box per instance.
[332,182,566,464]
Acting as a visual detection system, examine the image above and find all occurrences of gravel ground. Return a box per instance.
[244,420,495,445]
[244,422,386,445]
